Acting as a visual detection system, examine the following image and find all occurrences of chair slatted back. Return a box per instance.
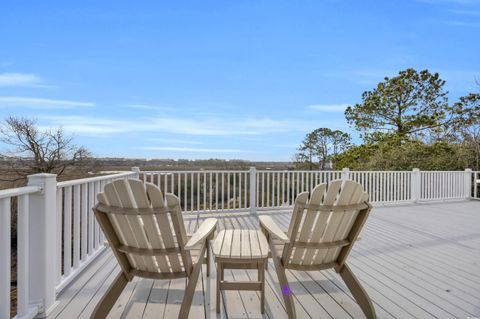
[284,180,370,269]
[94,179,191,279]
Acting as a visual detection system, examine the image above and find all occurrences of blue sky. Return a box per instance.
[0,0,479,161]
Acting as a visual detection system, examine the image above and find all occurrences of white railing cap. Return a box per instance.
[57,171,136,188]
[0,185,42,199]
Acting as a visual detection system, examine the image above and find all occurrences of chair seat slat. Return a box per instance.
[292,239,349,249]
[118,245,182,256]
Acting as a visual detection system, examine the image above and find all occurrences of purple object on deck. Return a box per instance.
[282,284,290,295]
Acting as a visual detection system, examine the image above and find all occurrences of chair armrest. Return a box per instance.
[184,218,217,250]
[259,215,289,243]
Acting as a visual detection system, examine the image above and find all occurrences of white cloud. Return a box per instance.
[41,115,314,137]
[308,104,349,112]
[150,138,203,145]
[0,73,52,87]
[272,143,298,148]
[126,104,175,111]
[139,146,247,153]
[0,96,95,109]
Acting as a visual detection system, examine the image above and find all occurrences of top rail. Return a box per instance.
[57,171,136,188]
[141,169,249,174]
[0,185,42,199]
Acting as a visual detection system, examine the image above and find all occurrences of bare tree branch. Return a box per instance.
[0,116,92,182]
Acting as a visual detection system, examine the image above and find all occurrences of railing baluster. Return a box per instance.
[287,172,290,205]
[73,185,81,269]
[88,182,94,255]
[197,173,200,212]
[222,172,225,211]
[93,181,100,249]
[216,172,219,211]
[233,172,236,210]
[296,172,300,197]
[56,188,63,284]
[227,173,231,210]
[261,172,265,208]
[203,173,207,212]
[63,186,72,277]
[184,173,187,211]
[239,172,242,209]
[245,172,248,209]
[17,195,29,317]
[266,172,270,208]
[0,198,11,319]
[99,180,105,246]
[209,172,213,211]
[270,172,274,207]
[276,172,280,207]
[81,183,88,262]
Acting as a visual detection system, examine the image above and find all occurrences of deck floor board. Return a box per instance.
[49,200,480,319]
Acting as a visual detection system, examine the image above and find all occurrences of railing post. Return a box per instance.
[131,166,140,179]
[464,168,472,199]
[411,168,420,203]
[27,173,59,317]
[341,167,350,180]
[249,167,257,214]
[475,171,479,199]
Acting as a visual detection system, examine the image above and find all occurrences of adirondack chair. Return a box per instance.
[259,180,376,319]
[91,179,217,319]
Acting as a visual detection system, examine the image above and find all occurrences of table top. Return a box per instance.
[213,229,269,260]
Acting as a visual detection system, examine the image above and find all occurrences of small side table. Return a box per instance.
[212,229,269,314]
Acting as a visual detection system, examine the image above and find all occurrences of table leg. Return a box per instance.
[260,261,265,314]
[216,262,221,313]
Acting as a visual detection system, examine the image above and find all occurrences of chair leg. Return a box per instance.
[179,244,206,319]
[339,263,376,319]
[216,262,222,313]
[206,241,210,277]
[269,243,296,319]
[90,270,128,319]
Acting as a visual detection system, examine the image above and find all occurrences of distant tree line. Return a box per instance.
[294,68,480,170]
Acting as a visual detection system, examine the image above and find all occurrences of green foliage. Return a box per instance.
[294,128,351,170]
[344,68,470,141]
[333,138,474,170]
[295,68,480,171]
[454,93,480,170]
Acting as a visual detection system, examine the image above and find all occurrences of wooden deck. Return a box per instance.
[47,200,480,319]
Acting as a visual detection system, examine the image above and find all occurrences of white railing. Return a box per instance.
[348,170,413,203]
[1,185,43,319]
[139,168,474,214]
[55,171,136,292]
[419,171,470,201]
[139,170,251,213]
[1,167,475,318]
[255,170,342,209]
[0,171,136,319]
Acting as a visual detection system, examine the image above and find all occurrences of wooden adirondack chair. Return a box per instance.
[259,179,376,319]
[91,179,217,319]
